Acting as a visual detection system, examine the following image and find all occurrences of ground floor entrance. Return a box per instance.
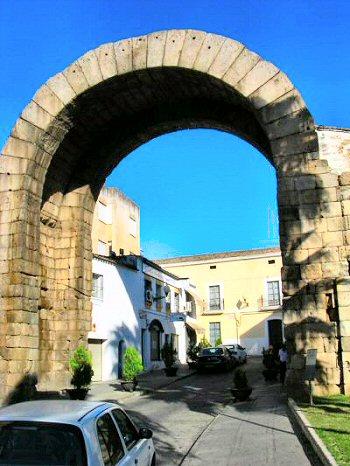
[88,339,103,382]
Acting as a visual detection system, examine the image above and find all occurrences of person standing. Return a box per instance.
[278,344,288,385]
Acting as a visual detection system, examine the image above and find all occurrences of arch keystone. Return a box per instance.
[163,30,186,66]
[147,31,167,68]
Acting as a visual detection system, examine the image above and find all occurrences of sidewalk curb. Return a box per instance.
[288,398,338,466]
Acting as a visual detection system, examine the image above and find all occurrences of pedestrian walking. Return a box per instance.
[278,343,288,385]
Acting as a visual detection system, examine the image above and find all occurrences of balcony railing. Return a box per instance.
[185,301,196,319]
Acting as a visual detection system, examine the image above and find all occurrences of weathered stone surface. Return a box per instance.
[0,29,348,401]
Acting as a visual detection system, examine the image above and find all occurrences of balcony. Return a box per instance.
[258,296,282,310]
[185,300,196,319]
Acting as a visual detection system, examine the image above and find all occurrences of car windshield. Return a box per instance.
[0,421,87,465]
[201,348,223,356]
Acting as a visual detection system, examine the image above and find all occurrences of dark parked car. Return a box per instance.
[197,347,233,372]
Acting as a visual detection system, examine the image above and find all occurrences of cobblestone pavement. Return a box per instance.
[96,357,320,466]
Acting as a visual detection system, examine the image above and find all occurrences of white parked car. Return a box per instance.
[223,344,247,364]
[0,400,156,465]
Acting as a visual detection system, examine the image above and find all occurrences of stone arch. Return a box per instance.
[0,29,348,397]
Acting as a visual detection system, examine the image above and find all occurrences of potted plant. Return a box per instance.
[161,342,178,376]
[67,345,94,400]
[121,347,143,392]
[231,368,252,402]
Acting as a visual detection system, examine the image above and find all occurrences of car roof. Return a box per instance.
[0,400,119,425]
[202,347,223,350]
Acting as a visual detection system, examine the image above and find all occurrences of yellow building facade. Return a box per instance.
[91,187,140,256]
[158,247,284,354]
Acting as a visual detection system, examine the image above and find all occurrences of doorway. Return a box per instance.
[118,340,125,379]
[88,339,103,382]
[268,319,283,350]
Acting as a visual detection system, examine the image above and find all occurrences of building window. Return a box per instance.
[129,216,137,237]
[145,279,152,306]
[92,274,103,300]
[156,283,162,311]
[149,321,162,361]
[98,240,109,256]
[165,291,171,314]
[209,322,221,346]
[267,281,280,306]
[97,201,112,224]
[174,292,180,312]
[209,285,221,310]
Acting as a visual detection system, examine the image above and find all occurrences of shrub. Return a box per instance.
[187,343,199,362]
[187,337,211,362]
[215,337,222,346]
[161,342,177,368]
[198,337,211,349]
[70,345,94,389]
[233,368,248,389]
[123,347,143,381]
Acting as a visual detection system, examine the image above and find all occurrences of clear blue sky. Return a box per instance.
[1,1,349,258]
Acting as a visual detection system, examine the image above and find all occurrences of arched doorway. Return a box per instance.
[0,29,348,397]
[149,320,164,363]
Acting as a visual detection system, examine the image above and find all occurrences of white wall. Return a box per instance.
[90,256,187,380]
[90,258,143,380]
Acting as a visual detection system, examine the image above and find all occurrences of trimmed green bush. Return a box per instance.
[215,337,222,346]
[233,368,248,389]
[70,345,94,389]
[123,347,143,382]
[161,342,177,368]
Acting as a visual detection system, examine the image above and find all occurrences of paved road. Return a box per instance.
[101,358,320,466]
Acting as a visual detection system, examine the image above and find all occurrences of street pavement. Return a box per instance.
[94,357,320,466]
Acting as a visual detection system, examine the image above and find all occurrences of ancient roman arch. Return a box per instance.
[1,29,350,399]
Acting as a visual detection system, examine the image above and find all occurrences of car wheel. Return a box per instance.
[151,453,156,466]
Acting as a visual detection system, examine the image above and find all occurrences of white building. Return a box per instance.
[88,254,203,381]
